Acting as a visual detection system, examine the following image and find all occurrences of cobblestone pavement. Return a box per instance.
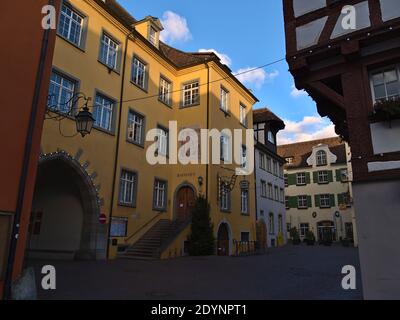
[30,244,363,300]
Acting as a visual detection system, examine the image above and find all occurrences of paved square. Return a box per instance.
[30,245,363,300]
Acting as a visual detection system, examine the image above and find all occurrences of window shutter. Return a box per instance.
[315,194,321,208]
[307,195,312,208]
[336,169,342,182]
[328,170,334,183]
[338,193,344,206]
[305,172,311,184]
[330,194,336,207]
[313,171,318,183]
[288,174,296,186]
[289,196,297,208]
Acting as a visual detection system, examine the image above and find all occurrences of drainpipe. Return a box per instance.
[3,0,54,300]
[106,29,135,259]
[205,61,210,202]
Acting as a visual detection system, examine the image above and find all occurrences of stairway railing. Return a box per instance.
[124,214,162,244]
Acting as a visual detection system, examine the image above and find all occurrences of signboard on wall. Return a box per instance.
[0,214,12,281]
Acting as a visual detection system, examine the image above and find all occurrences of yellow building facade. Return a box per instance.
[30,0,258,260]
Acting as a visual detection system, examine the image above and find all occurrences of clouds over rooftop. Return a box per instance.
[160,11,192,44]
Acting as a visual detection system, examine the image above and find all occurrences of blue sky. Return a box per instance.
[117,0,336,144]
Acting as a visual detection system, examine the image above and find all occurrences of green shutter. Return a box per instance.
[336,169,342,182]
[288,174,296,186]
[307,195,312,208]
[289,196,297,208]
[330,194,336,207]
[328,170,334,183]
[338,193,344,206]
[305,172,311,185]
[315,194,321,208]
[313,171,318,184]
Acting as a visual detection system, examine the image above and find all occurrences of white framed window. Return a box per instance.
[278,215,283,233]
[240,104,247,126]
[274,186,279,201]
[320,194,331,208]
[261,180,267,197]
[110,217,128,237]
[269,213,275,235]
[159,77,172,105]
[119,170,137,206]
[149,26,157,46]
[340,169,349,182]
[182,81,199,107]
[220,185,230,211]
[58,3,83,47]
[285,197,290,209]
[268,131,275,144]
[280,188,285,203]
[154,179,167,210]
[268,183,273,199]
[298,195,308,209]
[127,110,144,145]
[131,57,147,89]
[296,172,306,185]
[100,33,119,70]
[370,66,400,103]
[220,87,229,112]
[241,145,247,169]
[241,189,249,215]
[220,135,231,162]
[267,157,272,172]
[316,150,327,166]
[318,171,329,184]
[286,157,294,165]
[299,223,309,237]
[259,153,266,170]
[93,93,114,131]
[156,126,169,156]
[48,71,76,114]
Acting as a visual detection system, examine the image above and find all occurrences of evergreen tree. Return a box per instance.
[188,195,215,256]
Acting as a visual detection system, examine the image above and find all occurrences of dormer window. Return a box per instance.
[267,131,275,144]
[316,150,327,166]
[149,26,157,46]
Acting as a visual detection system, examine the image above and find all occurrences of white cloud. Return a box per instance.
[277,116,337,145]
[198,49,232,66]
[235,68,279,89]
[160,11,192,43]
[290,84,308,98]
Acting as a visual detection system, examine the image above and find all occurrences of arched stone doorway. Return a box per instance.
[26,152,107,260]
[174,183,196,222]
[256,220,267,251]
[217,223,231,256]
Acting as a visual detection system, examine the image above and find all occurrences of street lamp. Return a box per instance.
[75,106,95,137]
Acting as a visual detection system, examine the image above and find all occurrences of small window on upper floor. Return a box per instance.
[286,157,294,165]
[370,66,400,104]
[220,87,229,113]
[149,26,157,46]
[131,56,148,90]
[240,104,247,127]
[316,150,327,166]
[58,3,85,48]
[268,131,275,144]
[99,33,119,71]
[182,81,200,107]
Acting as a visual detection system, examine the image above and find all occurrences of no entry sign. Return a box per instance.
[99,214,107,225]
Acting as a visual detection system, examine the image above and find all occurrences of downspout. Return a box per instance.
[205,61,210,202]
[4,0,54,300]
[106,29,135,259]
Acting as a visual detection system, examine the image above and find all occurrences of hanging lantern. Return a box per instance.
[75,106,94,137]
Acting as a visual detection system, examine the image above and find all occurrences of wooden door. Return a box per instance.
[176,187,195,222]
[217,224,230,256]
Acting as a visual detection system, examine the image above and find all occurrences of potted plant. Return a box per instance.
[305,230,316,246]
[369,97,400,124]
[290,227,301,245]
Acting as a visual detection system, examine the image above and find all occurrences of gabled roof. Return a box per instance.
[253,108,285,130]
[277,137,347,169]
[93,0,259,103]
